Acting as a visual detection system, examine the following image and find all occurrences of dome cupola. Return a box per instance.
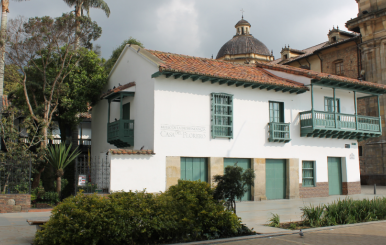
[216,17,274,64]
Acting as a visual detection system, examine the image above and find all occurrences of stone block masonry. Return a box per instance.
[299,182,329,198]
[0,194,31,213]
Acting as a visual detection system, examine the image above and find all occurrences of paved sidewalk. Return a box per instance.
[0,212,51,245]
[236,185,386,233]
[209,221,386,245]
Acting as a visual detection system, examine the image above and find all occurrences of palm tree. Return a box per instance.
[46,143,81,196]
[63,0,110,20]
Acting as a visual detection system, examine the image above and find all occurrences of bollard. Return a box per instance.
[374,184,377,195]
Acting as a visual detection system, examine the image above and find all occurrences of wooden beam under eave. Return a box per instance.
[251,84,261,89]
[165,73,174,78]
[201,77,210,83]
[266,86,276,91]
[244,83,252,88]
[191,75,201,81]
[182,74,191,80]
[281,88,291,93]
[219,80,229,85]
[211,79,221,84]
[174,73,182,79]
[236,82,245,87]
[227,81,236,86]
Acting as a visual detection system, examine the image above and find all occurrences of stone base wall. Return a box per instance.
[299,182,329,198]
[0,194,31,213]
[342,181,361,195]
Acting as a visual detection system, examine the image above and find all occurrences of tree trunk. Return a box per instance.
[234,200,236,214]
[31,124,48,189]
[31,167,45,189]
[0,10,7,145]
[56,176,61,196]
[74,1,83,50]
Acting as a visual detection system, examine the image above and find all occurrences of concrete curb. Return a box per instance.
[171,220,386,244]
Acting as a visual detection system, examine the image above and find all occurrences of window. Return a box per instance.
[181,158,208,182]
[302,161,316,187]
[242,27,245,34]
[211,93,233,138]
[269,101,284,123]
[335,61,344,75]
[284,54,288,60]
[331,36,337,42]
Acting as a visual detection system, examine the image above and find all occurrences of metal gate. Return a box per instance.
[75,155,110,194]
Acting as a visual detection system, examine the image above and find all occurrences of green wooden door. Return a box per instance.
[224,158,251,201]
[123,103,130,120]
[181,158,208,182]
[266,159,286,200]
[328,157,342,195]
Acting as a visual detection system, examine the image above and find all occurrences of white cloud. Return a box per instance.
[155,0,201,56]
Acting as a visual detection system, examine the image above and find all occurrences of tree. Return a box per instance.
[46,143,81,196]
[4,14,101,187]
[0,105,45,193]
[63,0,110,49]
[104,37,144,74]
[213,164,255,214]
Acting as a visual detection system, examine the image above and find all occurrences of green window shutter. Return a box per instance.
[211,93,233,138]
[324,97,340,113]
[180,158,208,182]
[269,101,284,123]
[122,103,130,120]
[302,161,315,187]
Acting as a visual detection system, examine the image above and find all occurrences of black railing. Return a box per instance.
[75,156,110,194]
[0,158,32,194]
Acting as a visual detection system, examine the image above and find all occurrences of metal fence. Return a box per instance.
[75,155,110,194]
[0,158,31,194]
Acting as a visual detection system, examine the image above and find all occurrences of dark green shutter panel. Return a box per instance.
[328,157,342,195]
[224,158,251,201]
[266,159,286,200]
[180,158,208,182]
[123,103,130,120]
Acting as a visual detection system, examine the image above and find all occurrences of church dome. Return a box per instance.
[216,17,271,60]
[216,35,270,59]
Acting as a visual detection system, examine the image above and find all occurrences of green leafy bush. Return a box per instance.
[268,213,280,227]
[34,180,254,245]
[302,197,386,227]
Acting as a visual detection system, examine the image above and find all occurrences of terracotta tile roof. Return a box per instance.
[257,62,386,90]
[316,36,359,52]
[147,49,307,90]
[109,149,155,155]
[100,82,136,99]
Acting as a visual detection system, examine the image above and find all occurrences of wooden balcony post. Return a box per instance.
[378,95,382,133]
[354,91,358,130]
[120,93,123,120]
[333,88,337,128]
[311,84,314,126]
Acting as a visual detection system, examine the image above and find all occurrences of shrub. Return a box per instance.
[268,213,280,227]
[302,197,386,227]
[34,180,254,245]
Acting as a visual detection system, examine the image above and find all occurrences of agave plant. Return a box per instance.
[46,143,81,196]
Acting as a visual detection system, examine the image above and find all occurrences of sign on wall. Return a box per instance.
[349,153,355,160]
[160,125,206,139]
[78,175,87,186]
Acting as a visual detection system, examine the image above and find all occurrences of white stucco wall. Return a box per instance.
[91,47,157,157]
[93,50,362,193]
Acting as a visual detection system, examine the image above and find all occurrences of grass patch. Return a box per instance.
[267,197,386,229]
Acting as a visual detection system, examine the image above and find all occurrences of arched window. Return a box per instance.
[242,27,245,34]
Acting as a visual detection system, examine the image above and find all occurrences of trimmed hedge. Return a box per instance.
[34,180,254,245]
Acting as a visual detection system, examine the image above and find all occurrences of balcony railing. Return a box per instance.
[107,119,134,148]
[300,110,381,140]
[268,122,291,143]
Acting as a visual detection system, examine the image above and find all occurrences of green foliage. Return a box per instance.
[46,143,81,175]
[268,213,280,227]
[302,198,386,228]
[289,222,297,230]
[53,178,68,192]
[104,37,144,73]
[213,164,255,213]
[78,182,98,193]
[4,64,22,95]
[34,180,254,245]
[40,192,60,205]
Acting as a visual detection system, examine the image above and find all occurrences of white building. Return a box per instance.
[91,44,386,200]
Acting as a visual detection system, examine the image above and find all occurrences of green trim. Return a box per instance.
[302,161,316,187]
[152,71,307,94]
[105,91,135,102]
[211,93,233,139]
[268,122,291,143]
[312,78,386,95]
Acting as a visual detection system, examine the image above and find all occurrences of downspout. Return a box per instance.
[316,52,323,72]
[356,38,362,79]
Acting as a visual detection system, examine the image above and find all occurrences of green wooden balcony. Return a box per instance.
[268,122,291,143]
[300,110,381,140]
[107,119,134,148]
